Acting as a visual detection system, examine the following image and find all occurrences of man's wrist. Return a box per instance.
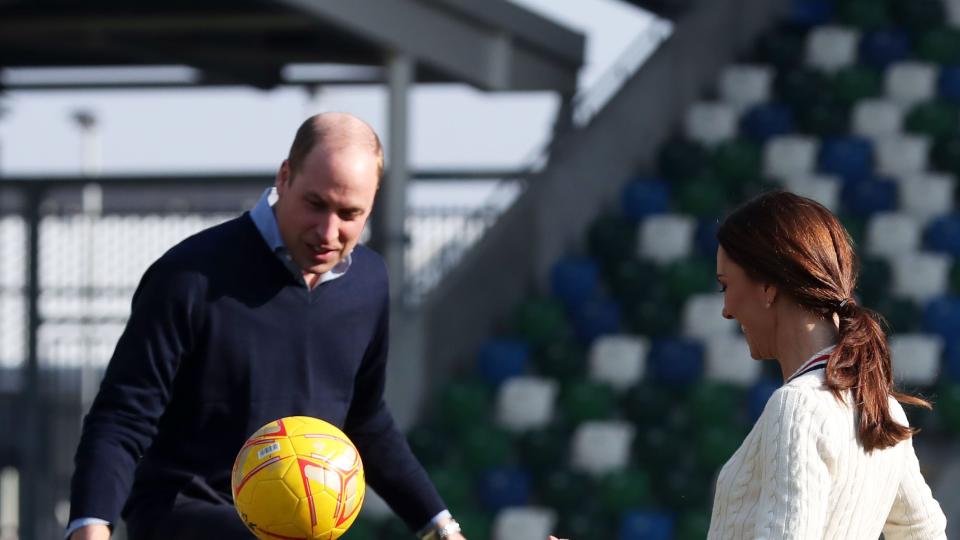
[420,517,461,540]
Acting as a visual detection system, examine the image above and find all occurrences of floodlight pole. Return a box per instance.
[383,52,412,300]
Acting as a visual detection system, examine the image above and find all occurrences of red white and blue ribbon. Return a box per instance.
[786,350,831,383]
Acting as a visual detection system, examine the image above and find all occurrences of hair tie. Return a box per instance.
[839,297,855,310]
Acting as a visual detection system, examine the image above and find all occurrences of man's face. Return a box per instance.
[273,144,379,283]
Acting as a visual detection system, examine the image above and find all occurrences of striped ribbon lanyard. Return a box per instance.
[786,353,831,383]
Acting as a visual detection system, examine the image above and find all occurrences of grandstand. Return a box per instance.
[2,0,960,539]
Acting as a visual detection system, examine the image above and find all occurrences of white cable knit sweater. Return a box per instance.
[708,366,947,539]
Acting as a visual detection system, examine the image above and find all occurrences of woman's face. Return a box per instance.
[716,246,777,360]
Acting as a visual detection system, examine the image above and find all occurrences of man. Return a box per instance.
[67,113,465,540]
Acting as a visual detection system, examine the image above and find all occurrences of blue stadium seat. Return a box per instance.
[740,103,795,142]
[747,377,780,422]
[859,29,911,69]
[620,511,675,540]
[938,65,960,104]
[477,339,529,386]
[551,256,600,310]
[818,136,874,182]
[574,297,622,343]
[922,296,960,350]
[841,176,899,216]
[478,466,531,512]
[945,341,960,382]
[925,215,960,257]
[695,219,721,258]
[789,0,834,26]
[648,338,704,386]
[622,178,671,221]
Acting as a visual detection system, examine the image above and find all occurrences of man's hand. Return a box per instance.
[69,524,111,540]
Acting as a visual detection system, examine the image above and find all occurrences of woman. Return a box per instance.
[707,191,947,538]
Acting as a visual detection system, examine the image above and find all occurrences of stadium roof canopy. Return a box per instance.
[0,0,585,92]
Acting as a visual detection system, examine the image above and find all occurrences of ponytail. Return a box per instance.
[825,299,931,452]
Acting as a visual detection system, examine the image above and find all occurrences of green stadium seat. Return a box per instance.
[456,509,493,540]
[406,425,450,470]
[655,452,714,510]
[605,258,661,309]
[676,511,712,540]
[513,297,570,349]
[436,380,492,435]
[937,382,960,434]
[675,173,729,218]
[916,27,960,64]
[532,337,585,381]
[830,65,883,105]
[756,25,807,69]
[518,426,570,481]
[623,382,683,427]
[624,294,681,337]
[554,502,614,540]
[588,215,637,269]
[905,101,960,139]
[597,467,654,518]
[797,98,850,137]
[892,0,946,33]
[687,382,745,429]
[839,214,867,249]
[711,139,762,186]
[695,424,746,471]
[872,297,922,333]
[838,0,891,30]
[461,424,516,473]
[535,469,593,515]
[776,67,829,109]
[342,517,376,540]
[658,138,708,180]
[558,381,617,426]
[951,261,960,294]
[931,135,960,176]
[663,257,716,303]
[634,410,694,471]
[857,256,893,307]
[427,466,475,512]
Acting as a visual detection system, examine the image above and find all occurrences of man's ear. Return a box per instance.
[276,160,291,193]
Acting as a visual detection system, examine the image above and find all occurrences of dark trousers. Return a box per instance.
[126,497,253,540]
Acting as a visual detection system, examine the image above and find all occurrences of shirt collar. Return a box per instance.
[785,344,835,383]
[249,187,352,286]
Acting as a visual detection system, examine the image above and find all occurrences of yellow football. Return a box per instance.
[232,416,365,540]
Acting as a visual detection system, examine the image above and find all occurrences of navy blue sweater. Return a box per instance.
[69,214,444,531]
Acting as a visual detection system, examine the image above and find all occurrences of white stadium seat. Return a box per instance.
[685,102,737,147]
[890,334,943,387]
[865,212,922,258]
[948,0,960,27]
[683,293,737,339]
[495,376,558,432]
[589,334,648,391]
[763,135,819,179]
[705,334,760,386]
[898,173,957,225]
[783,174,842,212]
[891,252,951,303]
[806,26,860,72]
[637,214,696,265]
[885,62,938,107]
[571,421,635,476]
[493,508,557,540]
[875,135,931,178]
[852,99,904,140]
[719,64,774,113]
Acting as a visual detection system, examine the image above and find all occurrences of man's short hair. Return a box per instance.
[286,113,385,181]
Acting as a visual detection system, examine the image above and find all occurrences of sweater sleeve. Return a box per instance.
[343,292,446,533]
[68,261,202,524]
[882,436,947,540]
[754,387,835,539]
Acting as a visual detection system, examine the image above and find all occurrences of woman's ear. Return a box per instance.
[762,283,778,308]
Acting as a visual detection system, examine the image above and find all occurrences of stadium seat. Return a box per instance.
[719,65,775,113]
[606,258,661,308]
[682,292,737,339]
[551,256,600,310]
[831,64,883,105]
[685,102,738,147]
[890,334,943,387]
[496,376,558,432]
[948,0,960,26]
[938,381,960,434]
[513,297,569,349]
[839,0,890,30]
[637,214,696,264]
[945,341,960,381]
[532,338,585,381]
[892,252,952,303]
[676,511,712,540]
[740,102,795,142]
[757,25,807,70]
[841,176,898,217]
[492,507,556,540]
[747,377,780,422]
[859,29,911,69]
[790,0,833,27]
[857,256,893,307]
[478,467,531,512]
[622,178,671,221]
[588,334,648,391]
[620,511,674,540]
[931,134,960,175]
[478,339,529,387]
[776,67,829,109]
[559,380,617,426]
[597,467,653,518]
[922,296,960,348]
[905,100,959,139]
[865,212,922,258]
[818,135,874,181]
[573,297,621,343]
[658,138,708,180]
[462,424,515,473]
[899,173,956,225]
[783,174,842,211]
[796,96,850,137]
[663,257,716,303]
[939,65,960,103]
[518,427,570,481]
[925,215,960,257]
[588,215,637,269]
[875,135,931,178]
[763,135,819,179]
[648,338,704,387]
[705,334,761,386]
[687,381,745,429]
[694,219,721,259]
[570,420,635,476]
[554,502,613,540]
[427,467,475,512]
[893,0,946,33]
[436,381,492,434]
[711,138,763,183]
[874,296,924,333]
[885,62,938,107]
[806,25,860,72]
[851,99,904,140]
[917,27,960,64]
[675,174,729,218]
[625,295,681,338]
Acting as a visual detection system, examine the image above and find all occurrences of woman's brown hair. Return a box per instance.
[717,190,930,452]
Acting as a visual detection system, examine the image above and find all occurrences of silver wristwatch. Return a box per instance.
[422,518,461,540]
